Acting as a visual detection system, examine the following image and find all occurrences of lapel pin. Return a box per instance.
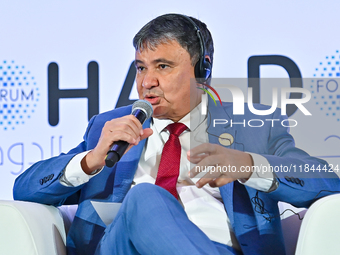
[218,133,234,146]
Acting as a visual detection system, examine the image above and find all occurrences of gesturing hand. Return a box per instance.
[187,143,254,188]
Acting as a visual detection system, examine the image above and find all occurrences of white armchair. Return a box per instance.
[0,197,337,255]
[295,193,340,255]
[0,200,77,255]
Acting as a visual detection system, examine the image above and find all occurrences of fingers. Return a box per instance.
[188,153,233,188]
[188,143,217,159]
[204,177,234,188]
[187,143,220,165]
[196,176,235,188]
[140,128,153,140]
[192,161,235,188]
[84,115,152,172]
[124,128,153,154]
[188,143,254,188]
[191,164,235,188]
[103,115,143,145]
[189,154,219,178]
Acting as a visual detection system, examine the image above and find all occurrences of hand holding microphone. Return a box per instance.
[81,100,153,174]
[105,100,153,167]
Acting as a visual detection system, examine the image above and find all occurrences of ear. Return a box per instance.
[205,55,211,63]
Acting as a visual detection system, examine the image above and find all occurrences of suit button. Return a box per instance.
[284,176,291,182]
[299,179,305,186]
[292,178,300,184]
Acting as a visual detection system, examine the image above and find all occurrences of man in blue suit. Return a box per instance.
[13,14,340,255]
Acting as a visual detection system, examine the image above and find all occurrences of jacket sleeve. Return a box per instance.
[259,111,340,207]
[13,115,97,207]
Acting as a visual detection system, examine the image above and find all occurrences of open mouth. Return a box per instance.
[144,95,160,104]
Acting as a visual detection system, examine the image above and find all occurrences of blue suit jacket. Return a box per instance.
[13,98,340,255]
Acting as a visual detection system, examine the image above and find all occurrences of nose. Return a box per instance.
[142,70,158,89]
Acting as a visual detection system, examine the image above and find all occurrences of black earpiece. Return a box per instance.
[180,15,212,81]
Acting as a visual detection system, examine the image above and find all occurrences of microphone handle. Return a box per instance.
[105,108,148,168]
[105,141,129,167]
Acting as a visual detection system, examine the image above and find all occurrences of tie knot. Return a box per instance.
[166,122,187,137]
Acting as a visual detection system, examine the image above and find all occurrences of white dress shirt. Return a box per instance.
[60,94,273,250]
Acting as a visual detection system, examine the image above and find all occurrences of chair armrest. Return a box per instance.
[0,200,67,255]
[295,193,340,255]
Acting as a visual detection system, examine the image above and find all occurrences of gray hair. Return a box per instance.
[133,13,214,67]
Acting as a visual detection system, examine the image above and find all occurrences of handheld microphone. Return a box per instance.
[105,100,153,167]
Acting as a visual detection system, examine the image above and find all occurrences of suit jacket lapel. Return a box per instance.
[206,96,242,150]
[206,97,236,227]
[112,118,151,202]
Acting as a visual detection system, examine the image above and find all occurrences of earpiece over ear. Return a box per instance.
[179,15,212,82]
[195,57,211,81]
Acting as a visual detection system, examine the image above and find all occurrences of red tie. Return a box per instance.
[155,123,187,199]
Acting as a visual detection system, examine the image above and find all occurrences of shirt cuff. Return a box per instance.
[238,153,277,192]
[59,151,103,187]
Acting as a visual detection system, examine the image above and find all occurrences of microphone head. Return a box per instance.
[132,100,153,119]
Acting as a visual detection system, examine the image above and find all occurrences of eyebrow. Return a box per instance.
[152,58,175,65]
[134,58,176,66]
[134,59,143,66]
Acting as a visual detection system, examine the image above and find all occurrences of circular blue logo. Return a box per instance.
[0,60,40,130]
